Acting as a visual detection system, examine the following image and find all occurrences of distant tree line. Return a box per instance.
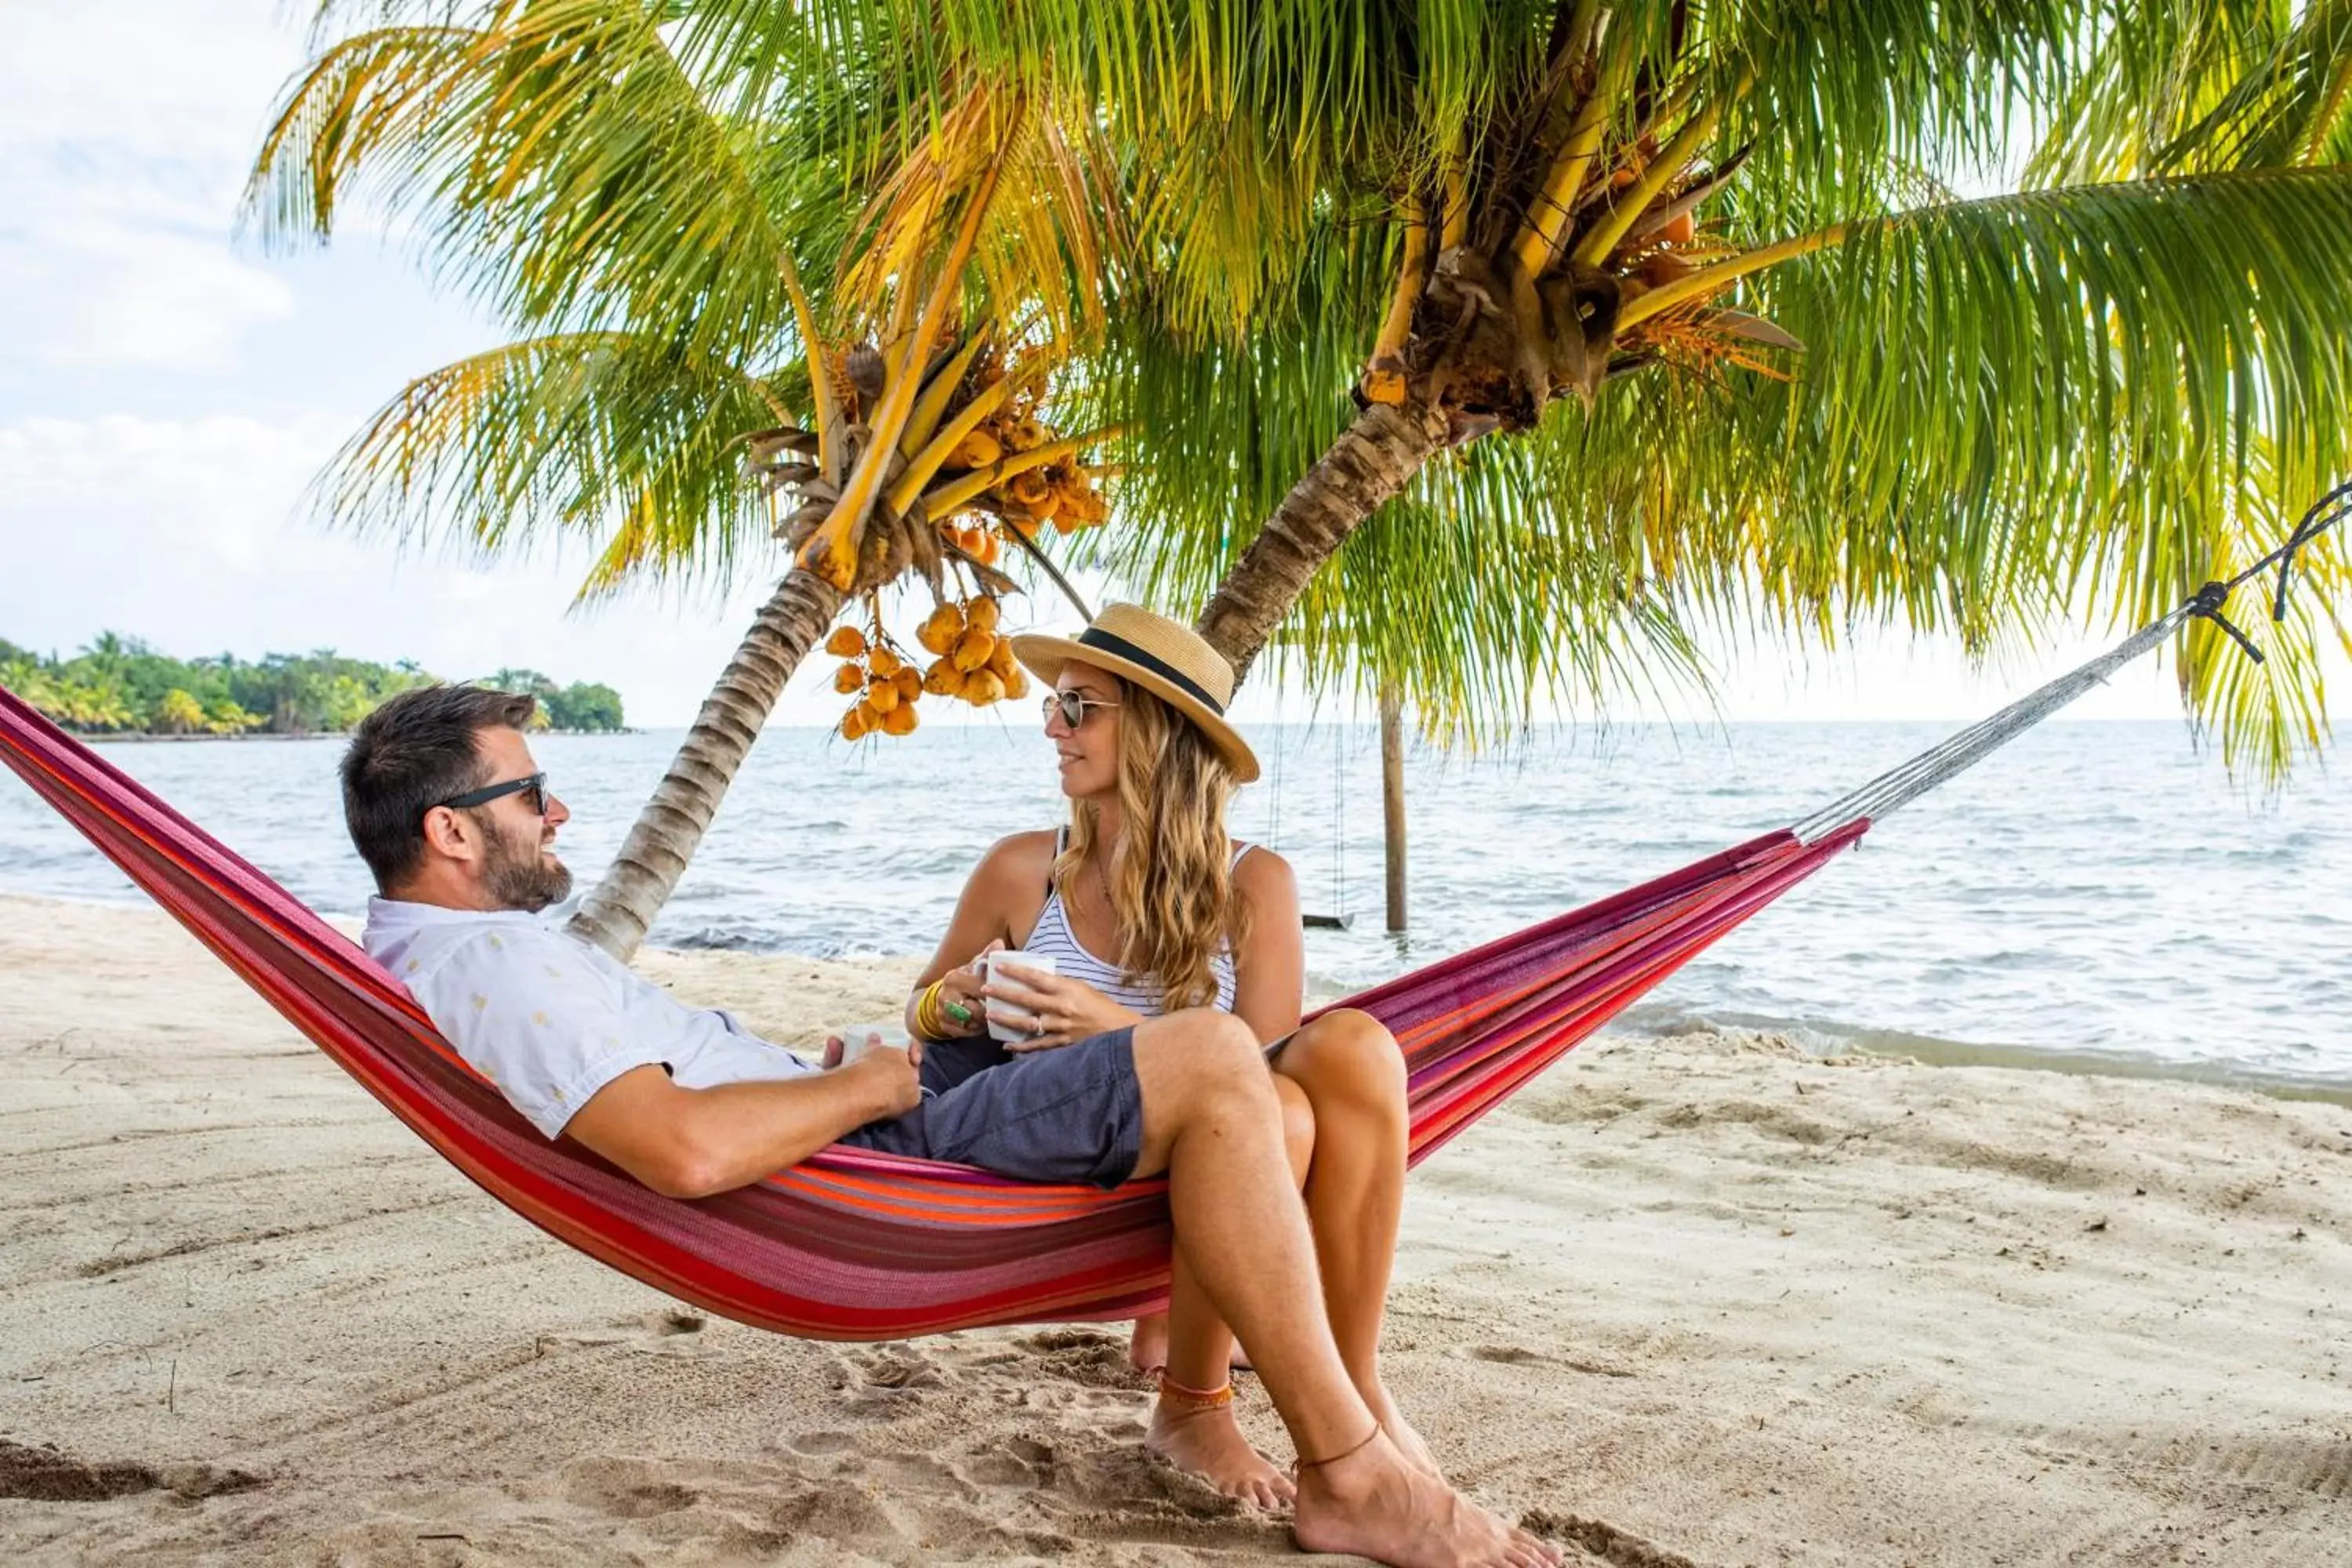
[0,633,626,736]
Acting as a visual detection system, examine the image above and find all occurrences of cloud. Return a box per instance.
[0,158,296,371]
[0,1,297,169]
[0,2,308,372]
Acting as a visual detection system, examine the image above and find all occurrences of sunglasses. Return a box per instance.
[1042,691,1122,729]
[434,771,550,818]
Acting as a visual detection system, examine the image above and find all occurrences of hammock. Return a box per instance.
[1,501,2335,1341]
[0,684,1860,1337]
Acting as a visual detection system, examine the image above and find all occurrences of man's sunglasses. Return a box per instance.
[434,772,549,818]
[1042,691,1122,729]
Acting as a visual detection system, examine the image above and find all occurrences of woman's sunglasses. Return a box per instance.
[1042,691,1122,729]
[434,771,549,818]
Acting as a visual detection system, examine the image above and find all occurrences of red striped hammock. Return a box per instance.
[0,686,1864,1341]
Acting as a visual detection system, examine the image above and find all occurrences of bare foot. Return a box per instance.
[1367,1386,1443,1479]
[1128,1313,1254,1377]
[1146,1399,1295,1509]
[1293,1429,1559,1568]
[1129,1313,1169,1375]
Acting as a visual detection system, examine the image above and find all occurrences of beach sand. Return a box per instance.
[2,891,2347,1565]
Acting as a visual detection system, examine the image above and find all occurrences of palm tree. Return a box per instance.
[251,2,2352,957]
[246,2,1132,956]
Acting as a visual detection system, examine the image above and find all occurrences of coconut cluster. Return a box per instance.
[828,593,1029,743]
[928,350,1112,568]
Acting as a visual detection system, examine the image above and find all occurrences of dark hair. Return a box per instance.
[341,684,537,891]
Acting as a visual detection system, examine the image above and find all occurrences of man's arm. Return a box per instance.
[563,1049,921,1199]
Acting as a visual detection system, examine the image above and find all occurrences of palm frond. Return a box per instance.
[245,1,796,361]
[310,330,786,601]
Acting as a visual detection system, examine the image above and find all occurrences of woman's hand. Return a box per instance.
[984,967,1145,1051]
[911,941,998,1040]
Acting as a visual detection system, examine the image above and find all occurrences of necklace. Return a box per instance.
[1082,844,1120,964]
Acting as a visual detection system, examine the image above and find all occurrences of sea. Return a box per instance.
[3,719,2347,1094]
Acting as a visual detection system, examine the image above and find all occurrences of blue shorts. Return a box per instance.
[840,1028,1144,1188]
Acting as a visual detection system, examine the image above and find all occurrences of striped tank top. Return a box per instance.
[1022,829,1251,1016]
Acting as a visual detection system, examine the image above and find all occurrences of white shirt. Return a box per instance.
[362,897,815,1139]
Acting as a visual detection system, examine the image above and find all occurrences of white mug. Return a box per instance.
[980,950,1059,1044]
[837,1018,912,1065]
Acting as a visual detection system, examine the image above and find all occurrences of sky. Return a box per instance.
[0,2,2238,731]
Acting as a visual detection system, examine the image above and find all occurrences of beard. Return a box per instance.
[481,815,573,913]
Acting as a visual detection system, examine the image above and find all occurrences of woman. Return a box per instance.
[906,603,1432,1506]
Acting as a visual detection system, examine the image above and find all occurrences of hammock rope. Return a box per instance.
[1795,485,2350,841]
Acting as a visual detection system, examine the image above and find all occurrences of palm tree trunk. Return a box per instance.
[566,567,844,960]
[1192,400,1449,676]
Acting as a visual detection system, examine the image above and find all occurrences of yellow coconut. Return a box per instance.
[922,659,963,696]
[962,669,1007,706]
[868,646,902,678]
[1000,664,1031,701]
[952,628,997,673]
[947,428,1002,469]
[966,595,1001,633]
[880,702,920,736]
[865,678,900,715]
[824,626,867,658]
[840,706,871,741]
[832,661,866,695]
[892,666,923,703]
[918,602,965,655]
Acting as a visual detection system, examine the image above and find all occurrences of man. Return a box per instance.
[342,684,1556,1568]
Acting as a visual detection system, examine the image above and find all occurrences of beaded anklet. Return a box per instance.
[1155,1372,1235,1411]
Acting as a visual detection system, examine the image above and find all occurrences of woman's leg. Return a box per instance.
[1144,1073,1315,1504]
[1269,1007,1437,1475]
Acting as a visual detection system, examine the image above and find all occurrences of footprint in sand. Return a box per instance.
[850,1346,949,1391]
[0,1440,262,1503]
[1016,1327,1145,1389]
[1518,1508,1693,1568]
[964,1436,1057,1487]
[560,1458,701,1518]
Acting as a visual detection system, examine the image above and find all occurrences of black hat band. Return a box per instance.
[1075,626,1225,716]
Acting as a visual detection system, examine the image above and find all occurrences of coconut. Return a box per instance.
[952,629,998,673]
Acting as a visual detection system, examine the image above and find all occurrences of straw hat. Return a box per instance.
[1011,604,1260,783]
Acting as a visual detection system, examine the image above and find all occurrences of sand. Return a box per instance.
[1,891,2347,1566]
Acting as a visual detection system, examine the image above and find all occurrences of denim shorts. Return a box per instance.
[840,1027,1143,1188]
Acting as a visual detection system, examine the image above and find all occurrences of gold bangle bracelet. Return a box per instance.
[914,981,952,1039]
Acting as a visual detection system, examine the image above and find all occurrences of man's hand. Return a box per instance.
[836,1039,924,1119]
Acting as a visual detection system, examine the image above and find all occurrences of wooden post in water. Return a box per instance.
[1380,683,1407,933]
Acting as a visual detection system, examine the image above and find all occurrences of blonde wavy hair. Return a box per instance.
[1055,680,1250,1010]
